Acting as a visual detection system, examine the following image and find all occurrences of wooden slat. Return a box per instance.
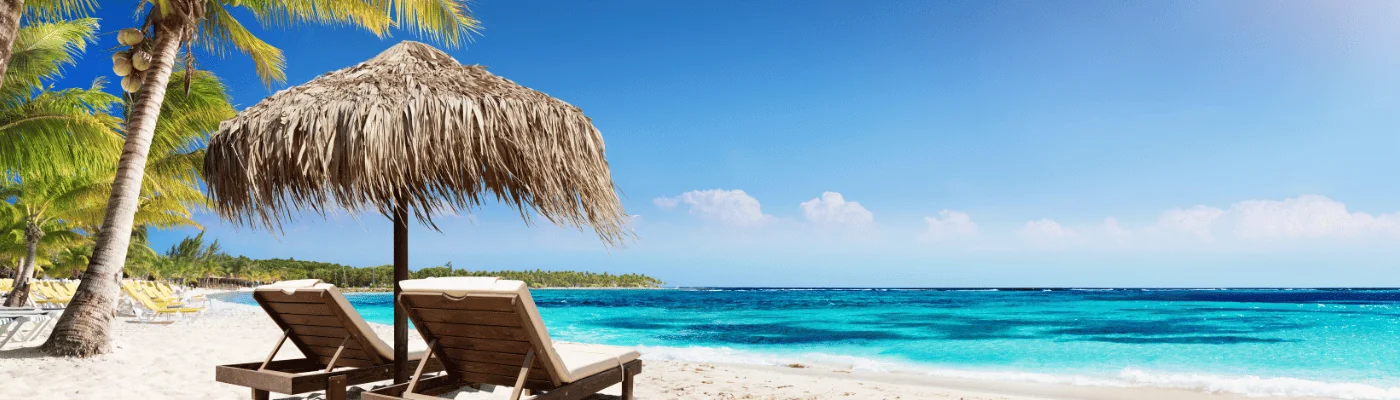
[411,308,521,327]
[289,325,351,338]
[287,363,396,393]
[439,348,537,366]
[280,314,344,327]
[435,336,533,354]
[311,355,376,369]
[422,321,527,341]
[403,293,517,312]
[454,371,553,390]
[222,358,323,373]
[361,375,461,400]
[299,335,364,349]
[266,302,335,316]
[305,345,372,361]
[457,362,550,381]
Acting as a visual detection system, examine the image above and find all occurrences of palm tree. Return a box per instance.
[0,0,96,92]
[160,230,222,285]
[0,18,118,302]
[0,175,102,306]
[49,0,479,357]
[0,64,221,306]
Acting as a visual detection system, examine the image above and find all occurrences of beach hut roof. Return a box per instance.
[204,41,629,245]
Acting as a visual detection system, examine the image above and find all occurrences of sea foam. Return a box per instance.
[636,345,1400,399]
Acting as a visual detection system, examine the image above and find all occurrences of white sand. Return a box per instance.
[0,297,1325,400]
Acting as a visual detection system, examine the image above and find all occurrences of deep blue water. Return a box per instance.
[223,288,1400,398]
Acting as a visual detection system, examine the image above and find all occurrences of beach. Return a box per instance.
[0,296,1331,400]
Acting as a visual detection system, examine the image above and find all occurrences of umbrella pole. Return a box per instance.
[393,202,409,384]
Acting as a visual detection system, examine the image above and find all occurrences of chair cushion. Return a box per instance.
[257,279,332,294]
[399,277,518,296]
[553,342,641,383]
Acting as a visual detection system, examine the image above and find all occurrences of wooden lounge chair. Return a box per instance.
[216,280,442,400]
[364,277,642,400]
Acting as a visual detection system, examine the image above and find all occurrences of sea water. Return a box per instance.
[223,288,1400,398]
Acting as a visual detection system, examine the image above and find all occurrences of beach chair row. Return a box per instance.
[24,280,80,308]
[216,277,641,400]
[120,280,207,322]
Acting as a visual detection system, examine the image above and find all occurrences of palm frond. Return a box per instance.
[239,0,394,37]
[198,2,287,86]
[22,0,97,22]
[374,0,480,48]
[0,80,122,175]
[1,18,99,101]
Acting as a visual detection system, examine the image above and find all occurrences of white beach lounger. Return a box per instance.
[364,277,642,400]
[0,308,60,348]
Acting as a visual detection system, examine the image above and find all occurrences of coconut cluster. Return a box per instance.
[112,28,152,93]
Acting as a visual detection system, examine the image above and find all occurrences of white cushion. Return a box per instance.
[257,279,331,294]
[553,342,642,382]
[398,277,520,296]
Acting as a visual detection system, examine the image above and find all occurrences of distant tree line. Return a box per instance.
[64,233,663,289]
[241,259,664,289]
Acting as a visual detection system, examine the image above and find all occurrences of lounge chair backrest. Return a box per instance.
[397,277,568,389]
[156,282,178,297]
[122,281,167,310]
[139,282,169,301]
[253,280,393,369]
[35,282,63,299]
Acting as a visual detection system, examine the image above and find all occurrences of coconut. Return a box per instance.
[131,50,152,71]
[113,57,132,76]
[121,74,142,93]
[118,28,144,46]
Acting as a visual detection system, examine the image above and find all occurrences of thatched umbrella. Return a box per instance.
[204,41,630,382]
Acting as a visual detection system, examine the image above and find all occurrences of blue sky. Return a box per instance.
[59,1,1400,287]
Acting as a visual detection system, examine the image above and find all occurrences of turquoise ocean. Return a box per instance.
[224,288,1400,399]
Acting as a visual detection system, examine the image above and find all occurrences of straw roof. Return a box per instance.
[204,41,629,245]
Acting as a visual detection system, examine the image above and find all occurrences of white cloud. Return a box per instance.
[1020,219,1074,240]
[924,210,978,239]
[1152,195,1400,241]
[1227,195,1400,239]
[654,189,767,227]
[653,197,679,209]
[1156,205,1225,240]
[800,192,874,228]
[1102,217,1131,241]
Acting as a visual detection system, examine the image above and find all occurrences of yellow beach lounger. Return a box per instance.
[33,281,72,308]
[137,281,180,304]
[122,281,202,321]
[364,277,642,400]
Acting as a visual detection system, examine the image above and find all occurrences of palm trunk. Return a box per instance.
[40,23,184,357]
[2,221,41,307]
[0,0,25,89]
